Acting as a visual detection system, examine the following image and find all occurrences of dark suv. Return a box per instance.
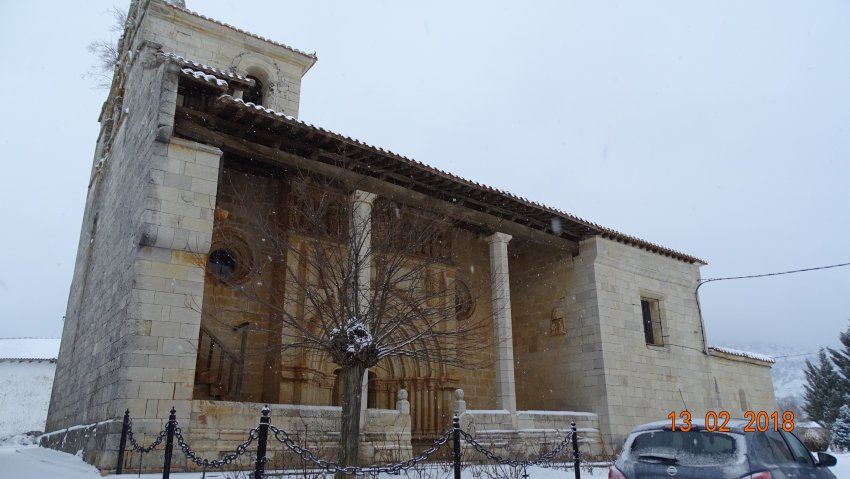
[609,419,837,478]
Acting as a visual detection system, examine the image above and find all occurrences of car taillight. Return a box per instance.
[740,472,772,479]
[608,465,627,479]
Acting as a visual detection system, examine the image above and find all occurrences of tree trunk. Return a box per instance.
[338,363,366,469]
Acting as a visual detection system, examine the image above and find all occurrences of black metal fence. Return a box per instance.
[115,406,585,479]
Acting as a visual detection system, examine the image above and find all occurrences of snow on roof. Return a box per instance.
[159,1,317,62]
[708,345,775,364]
[214,96,706,265]
[635,417,753,432]
[180,67,228,89]
[0,338,60,361]
[519,410,599,418]
[160,52,254,86]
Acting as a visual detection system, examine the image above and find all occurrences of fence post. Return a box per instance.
[116,409,130,474]
[571,421,580,479]
[254,405,271,479]
[452,413,461,479]
[162,407,176,479]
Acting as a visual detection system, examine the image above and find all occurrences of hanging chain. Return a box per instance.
[270,425,453,475]
[459,430,575,468]
[126,419,168,453]
[122,412,580,475]
[174,425,258,468]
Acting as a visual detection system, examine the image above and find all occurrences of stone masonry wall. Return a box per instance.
[47,45,178,435]
[45,37,224,469]
[126,136,222,421]
[509,236,776,451]
[588,236,776,449]
[185,400,412,472]
[590,236,712,449]
[509,240,611,443]
[460,410,602,460]
[708,354,776,416]
[450,230,497,410]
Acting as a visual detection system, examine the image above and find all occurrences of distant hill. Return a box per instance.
[721,341,816,405]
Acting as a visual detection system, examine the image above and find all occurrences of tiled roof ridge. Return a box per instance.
[214,95,706,265]
[159,51,254,86]
[708,345,776,364]
[0,337,59,340]
[180,67,229,89]
[159,1,317,61]
[0,357,57,363]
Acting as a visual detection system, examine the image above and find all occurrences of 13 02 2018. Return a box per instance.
[667,410,796,432]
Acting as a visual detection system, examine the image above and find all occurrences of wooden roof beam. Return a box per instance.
[173,117,579,253]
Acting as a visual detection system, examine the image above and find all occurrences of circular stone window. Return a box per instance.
[206,228,256,285]
[208,249,238,279]
[455,279,475,320]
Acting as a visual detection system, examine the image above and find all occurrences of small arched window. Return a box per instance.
[243,75,264,105]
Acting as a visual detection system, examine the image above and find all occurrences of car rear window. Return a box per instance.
[630,430,739,466]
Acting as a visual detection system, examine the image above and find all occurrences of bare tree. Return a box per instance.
[83,6,128,89]
[207,171,492,467]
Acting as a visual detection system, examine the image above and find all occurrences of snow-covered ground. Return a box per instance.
[2,443,849,478]
[0,445,611,479]
[2,444,849,479]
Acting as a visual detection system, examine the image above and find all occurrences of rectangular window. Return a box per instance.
[641,297,663,346]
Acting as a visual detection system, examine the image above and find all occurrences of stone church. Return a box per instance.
[43,0,776,471]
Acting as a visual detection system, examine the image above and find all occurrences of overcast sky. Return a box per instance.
[1,1,848,352]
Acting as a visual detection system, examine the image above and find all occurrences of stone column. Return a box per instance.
[351,190,376,316]
[351,190,376,416]
[485,232,517,412]
[360,369,369,432]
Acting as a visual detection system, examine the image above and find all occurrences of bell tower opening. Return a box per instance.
[243,75,265,105]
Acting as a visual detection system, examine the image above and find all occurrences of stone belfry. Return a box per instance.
[43,0,315,469]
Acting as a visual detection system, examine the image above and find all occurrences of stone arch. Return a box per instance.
[296,348,337,405]
[229,52,284,109]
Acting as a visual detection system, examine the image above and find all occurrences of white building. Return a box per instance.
[0,338,60,441]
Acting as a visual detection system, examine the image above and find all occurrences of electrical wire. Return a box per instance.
[697,261,850,291]
[772,352,819,359]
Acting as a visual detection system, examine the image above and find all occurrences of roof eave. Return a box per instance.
[189,95,707,265]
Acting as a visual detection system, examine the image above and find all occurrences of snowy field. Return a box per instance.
[2,444,849,479]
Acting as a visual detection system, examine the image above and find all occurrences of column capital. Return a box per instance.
[485,232,512,245]
[352,190,377,205]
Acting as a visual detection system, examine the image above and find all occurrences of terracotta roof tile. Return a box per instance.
[708,346,775,364]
